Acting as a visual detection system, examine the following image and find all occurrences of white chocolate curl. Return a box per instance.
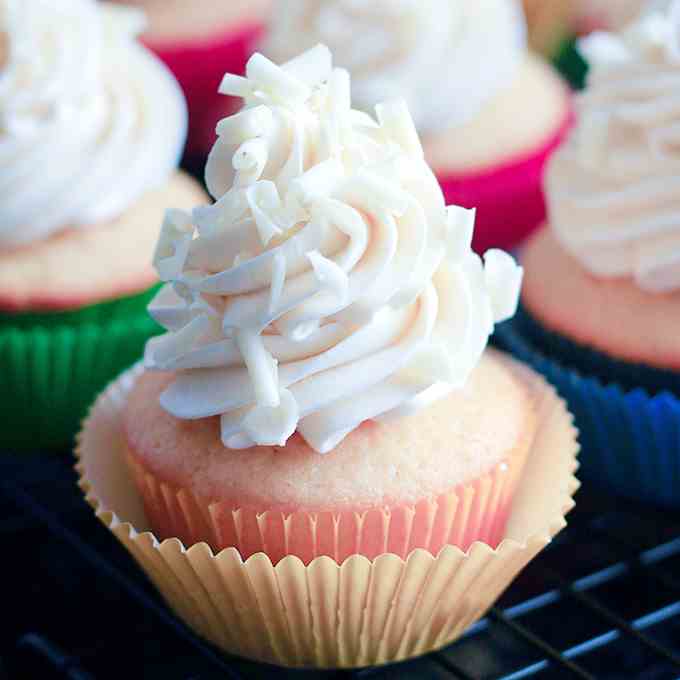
[262,0,527,134]
[0,0,187,248]
[547,0,680,293]
[145,46,523,454]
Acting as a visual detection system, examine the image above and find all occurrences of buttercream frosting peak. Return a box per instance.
[0,0,187,249]
[547,0,680,293]
[145,46,522,454]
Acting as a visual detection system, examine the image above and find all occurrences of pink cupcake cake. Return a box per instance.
[77,45,579,667]
[110,0,272,158]
[262,0,573,253]
[125,350,538,563]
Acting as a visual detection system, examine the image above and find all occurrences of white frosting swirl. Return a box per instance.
[0,0,187,249]
[262,0,526,134]
[145,46,522,454]
[547,0,680,293]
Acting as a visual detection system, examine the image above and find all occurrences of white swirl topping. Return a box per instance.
[0,0,187,249]
[262,0,526,134]
[547,0,680,293]
[145,46,522,454]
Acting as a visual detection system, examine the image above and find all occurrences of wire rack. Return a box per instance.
[1,453,680,680]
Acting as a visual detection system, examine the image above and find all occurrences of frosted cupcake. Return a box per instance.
[262,0,573,253]
[0,0,206,449]
[78,46,579,667]
[497,2,680,507]
[110,0,272,158]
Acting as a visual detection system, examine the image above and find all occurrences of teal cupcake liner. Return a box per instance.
[495,310,680,508]
[0,287,162,452]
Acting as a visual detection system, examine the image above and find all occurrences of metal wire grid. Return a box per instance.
[1,454,680,680]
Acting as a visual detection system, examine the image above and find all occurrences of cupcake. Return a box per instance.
[78,46,579,668]
[497,2,680,507]
[110,0,272,159]
[261,0,573,253]
[0,0,206,450]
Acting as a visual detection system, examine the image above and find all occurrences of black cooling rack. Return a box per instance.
[1,453,680,680]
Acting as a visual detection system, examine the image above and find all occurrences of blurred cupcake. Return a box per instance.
[497,1,680,507]
[262,0,573,253]
[78,46,579,668]
[110,0,272,159]
[0,0,206,450]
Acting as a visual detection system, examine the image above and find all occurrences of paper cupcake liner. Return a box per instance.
[125,439,526,565]
[146,23,263,158]
[76,360,579,668]
[437,106,574,254]
[496,314,680,508]
[513,305,679,397]
[0,289,161,451]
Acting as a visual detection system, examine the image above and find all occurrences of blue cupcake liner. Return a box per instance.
[512,306,679,397]
[494,312,680,508]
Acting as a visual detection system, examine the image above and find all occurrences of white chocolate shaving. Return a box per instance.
[153,209,194,282]
[446,206,476,264]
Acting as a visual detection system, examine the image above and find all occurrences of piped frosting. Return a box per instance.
[547,0,680,293]
[0,0,187,249]
[145,45,523,454]
[262,0,526,134]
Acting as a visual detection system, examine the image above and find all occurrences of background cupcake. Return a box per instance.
[262,0,573,253]
[78,46,579,668]
[109,0,272,159]
[0,0,206,450]
[497,0,680,507]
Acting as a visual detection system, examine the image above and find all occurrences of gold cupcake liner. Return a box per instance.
[76,361,579,668]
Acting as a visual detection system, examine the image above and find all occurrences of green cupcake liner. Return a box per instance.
[0,287,162,452]
[552,37,589,91]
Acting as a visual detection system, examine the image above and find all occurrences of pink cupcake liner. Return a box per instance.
[145,23,264,158]
[75,361,579,668]
[125,441,527,565]
[437,107,575,254]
